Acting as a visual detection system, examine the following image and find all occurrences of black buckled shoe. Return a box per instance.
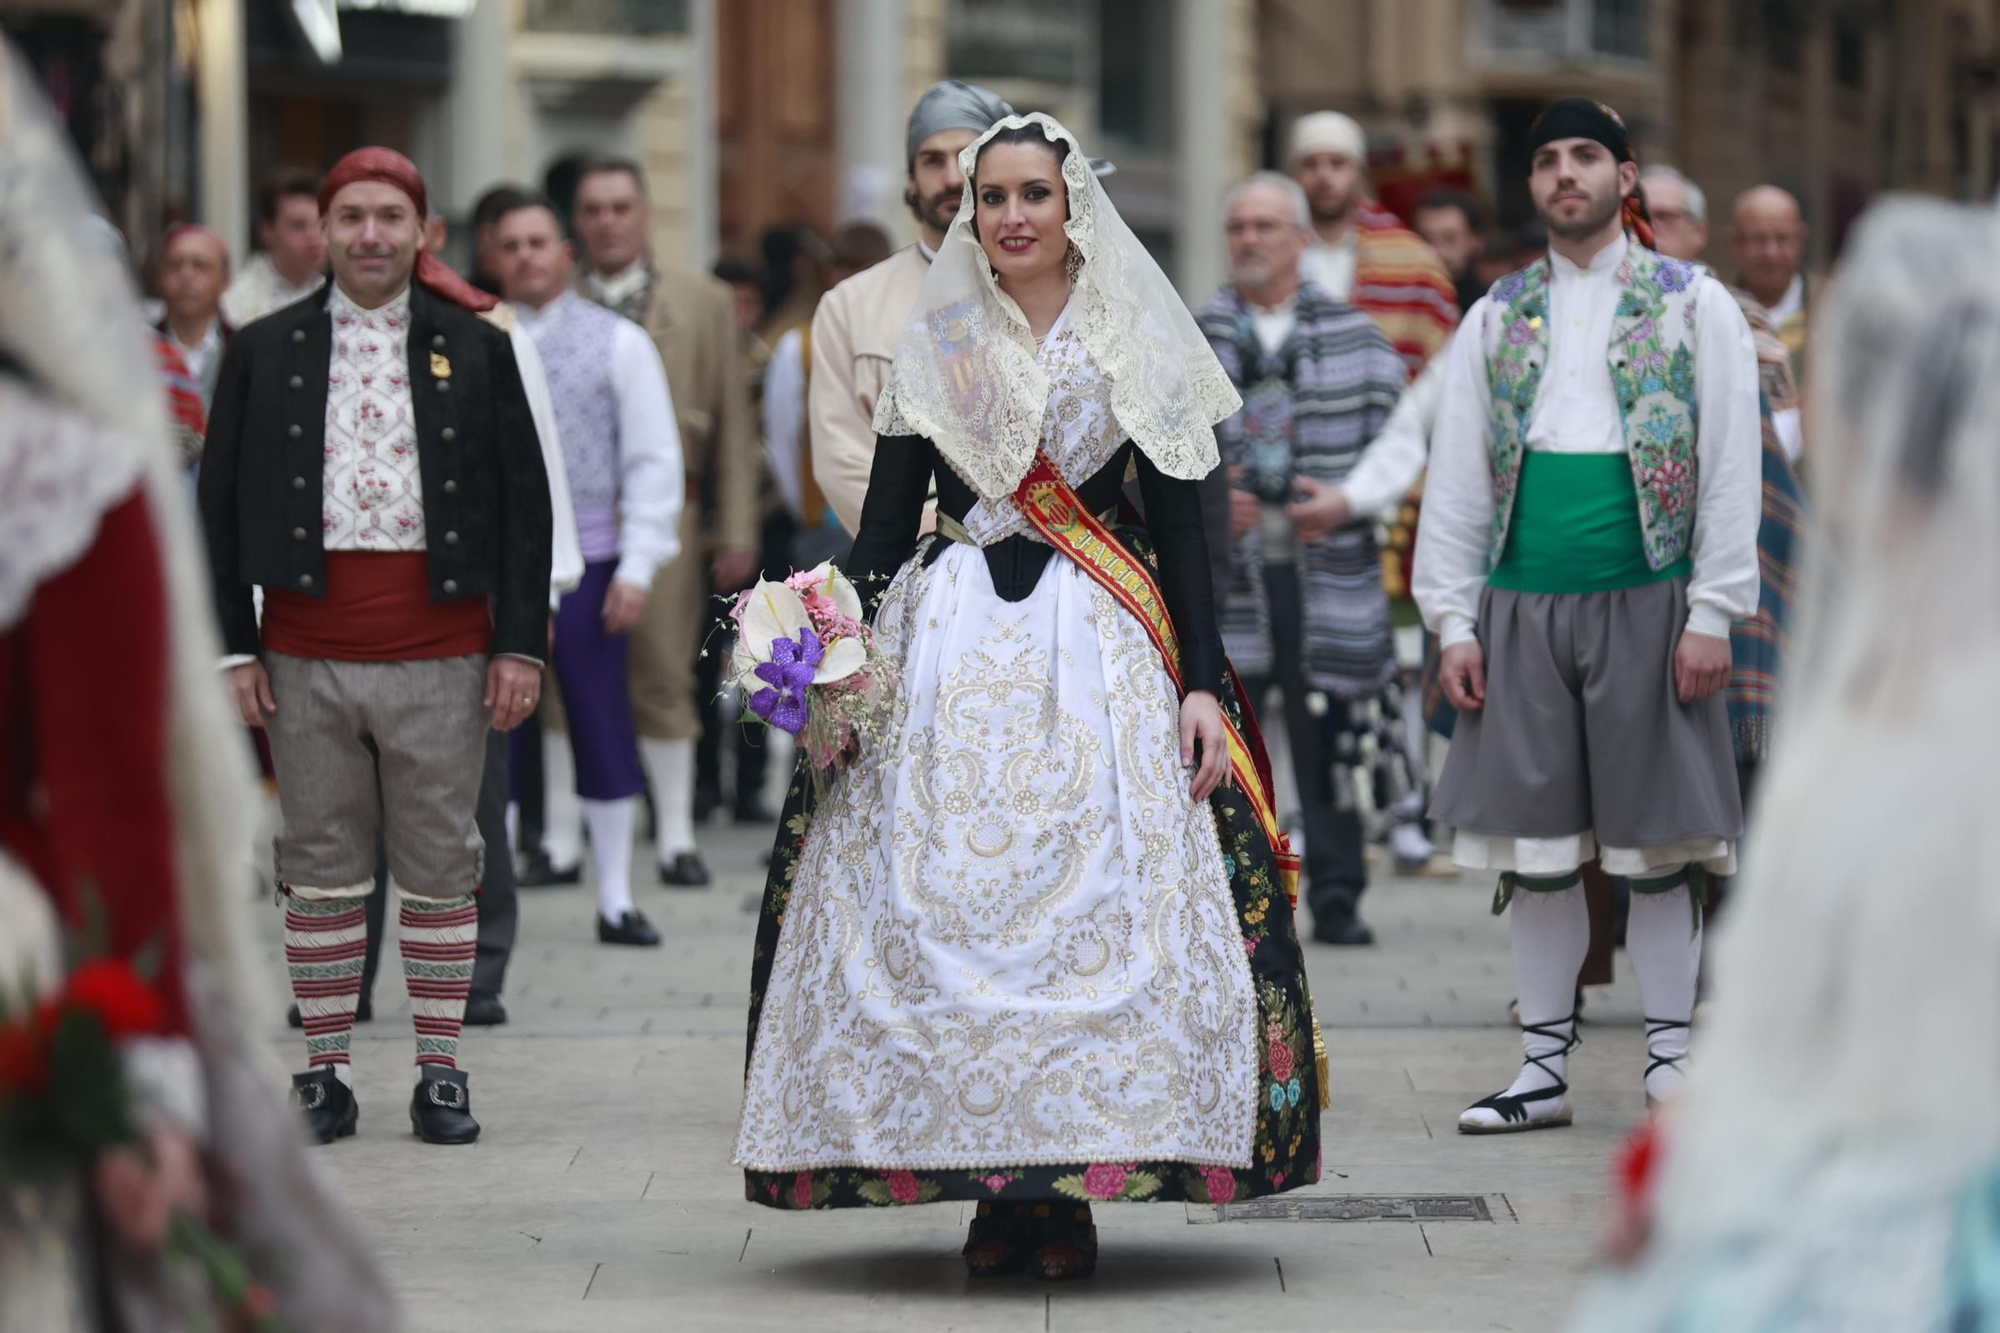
[410,1068,481,1144]
[286,994,373,1028]
[463,992,508,1026]
[519,851,582,888]
[598,909,662,947]
[659,851,711,888]
[290,1068,358,1145]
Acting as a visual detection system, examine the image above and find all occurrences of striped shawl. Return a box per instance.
[1727,391,1805,764]
[1353,204,1460,381]
[1198,283,1408,697]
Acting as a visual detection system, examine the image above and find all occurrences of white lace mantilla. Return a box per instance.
[954,306,1124,547]
[0,378,146,631]
[734,542,1258,1172]
[873,113,1237,507]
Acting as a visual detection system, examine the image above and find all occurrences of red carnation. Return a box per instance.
[61,960,163,1039]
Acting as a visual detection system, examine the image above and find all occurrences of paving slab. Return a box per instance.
[253,813,1650,1330]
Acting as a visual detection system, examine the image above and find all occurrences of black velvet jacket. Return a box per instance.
[197,283,552,660]
[845,435,1224,691]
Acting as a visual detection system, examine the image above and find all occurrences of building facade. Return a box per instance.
[1257,0,2000,272]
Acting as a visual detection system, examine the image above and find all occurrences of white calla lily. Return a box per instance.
[808,561,865,622]
[740,578,809,669]
[813,636,867,684]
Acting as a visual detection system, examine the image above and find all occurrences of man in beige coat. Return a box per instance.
[560,157,758,888]
[808,81,1016,532]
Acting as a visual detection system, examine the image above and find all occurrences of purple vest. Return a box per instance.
[530,293,625,560]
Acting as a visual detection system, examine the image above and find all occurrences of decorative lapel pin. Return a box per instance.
[430,352,452,379]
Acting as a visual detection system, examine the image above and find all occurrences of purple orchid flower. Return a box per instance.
[748,625,824,736]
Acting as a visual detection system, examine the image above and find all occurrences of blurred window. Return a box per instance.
[1591,0,1648,59]
[523,0,690,36]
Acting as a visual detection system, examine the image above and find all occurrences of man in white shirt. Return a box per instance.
[496,196,684,947]
[808,80,1015,534]
[221,169,329,328]
[155,224,232,407]
[1414,99,1759,1135]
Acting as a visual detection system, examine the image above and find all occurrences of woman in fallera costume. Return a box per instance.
[733,114,1324,1280]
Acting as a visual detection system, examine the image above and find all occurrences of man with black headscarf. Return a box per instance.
[1414,99,1760,1135]
[807,79,1013,533]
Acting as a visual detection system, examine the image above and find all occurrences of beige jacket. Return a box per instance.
[587,261,760,553]
[807,244,931,534]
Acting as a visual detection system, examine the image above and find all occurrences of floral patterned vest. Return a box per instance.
[1480,245,1703,572]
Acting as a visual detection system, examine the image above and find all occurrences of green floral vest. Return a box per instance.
[1481,245,1704,571]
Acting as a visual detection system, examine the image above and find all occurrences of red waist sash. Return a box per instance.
[263,552,489,661]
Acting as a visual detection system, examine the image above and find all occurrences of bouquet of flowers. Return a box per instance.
[1,957,284,1331]
[727,561,898,788]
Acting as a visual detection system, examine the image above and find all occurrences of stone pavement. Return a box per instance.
[257,821,1653,1332]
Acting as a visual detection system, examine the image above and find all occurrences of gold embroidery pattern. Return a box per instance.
[734,540,1258,1172]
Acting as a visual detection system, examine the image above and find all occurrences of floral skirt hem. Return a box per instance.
[738,526,1325,1213]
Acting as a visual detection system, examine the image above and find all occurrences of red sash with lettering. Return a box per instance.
[1011,452,1301,907]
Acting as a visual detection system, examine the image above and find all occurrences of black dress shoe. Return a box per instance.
[290,1068,358,1144]
[463,992,508,1026]
[409,1068,481,1144]
[733,797,776,825]
[1312,913,1377,947]
[659,851,711,888]
[519,851,583,887]
[286,994,373,1028]
[597,909,662,946]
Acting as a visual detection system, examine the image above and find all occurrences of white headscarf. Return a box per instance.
[872,113,1239,505]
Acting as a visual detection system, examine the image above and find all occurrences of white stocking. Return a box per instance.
[1503,881,1590,1102]
[641,737,697,860]
[542,737,583,868]
[1627,868,1702,1103]
[582,797,637,923]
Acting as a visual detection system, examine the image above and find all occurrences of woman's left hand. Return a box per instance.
[1180,690,1230,803]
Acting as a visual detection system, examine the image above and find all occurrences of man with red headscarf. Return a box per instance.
[1414,98,1760,1136]
[199,147,552,1147]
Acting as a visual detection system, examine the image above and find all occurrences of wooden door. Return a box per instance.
[716,0,838,264]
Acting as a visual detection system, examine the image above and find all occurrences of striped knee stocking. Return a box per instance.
[283,890,370,1073]
[397,889,478,1069]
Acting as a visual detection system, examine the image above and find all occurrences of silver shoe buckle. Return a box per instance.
[293,1082,328,1112]
[426,1080,468,1111]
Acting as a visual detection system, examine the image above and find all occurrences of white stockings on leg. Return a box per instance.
[1461,881,1588,1131]
[641,737,697,862]
[542,737,584,869]
[1626,868,1702,1105]
[581,797,638,924]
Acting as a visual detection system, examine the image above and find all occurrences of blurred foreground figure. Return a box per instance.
[0,41,392,1328]
[1570,196,2000,1331]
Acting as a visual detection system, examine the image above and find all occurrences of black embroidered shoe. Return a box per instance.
[1458,1015,1580,1135]
[462,992,508,1026]
[659,851,711,888]
[409,1068,481,1145]
[290,1068,358,1145]
[519,851,583,888]
[597,909,662,947]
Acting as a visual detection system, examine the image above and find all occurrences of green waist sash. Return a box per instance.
[1490,452,1692,595]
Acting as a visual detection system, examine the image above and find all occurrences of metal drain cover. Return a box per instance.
[1189,1194,1499,1224]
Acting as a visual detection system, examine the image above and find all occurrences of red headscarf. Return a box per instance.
[318,147,497,313]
